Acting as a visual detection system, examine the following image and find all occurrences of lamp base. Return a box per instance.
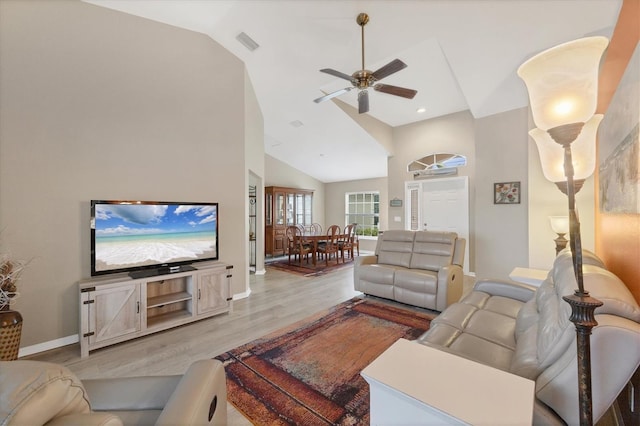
[563,291,603,426]
[554,234,569,255]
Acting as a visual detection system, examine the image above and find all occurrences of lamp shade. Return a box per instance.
[517,37,608,130]
[529,114,603,182]
[549,216,570,235]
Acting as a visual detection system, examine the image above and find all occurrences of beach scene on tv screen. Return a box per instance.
[94,203,217,272]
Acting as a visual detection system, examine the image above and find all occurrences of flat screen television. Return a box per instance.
[91,200,218,278]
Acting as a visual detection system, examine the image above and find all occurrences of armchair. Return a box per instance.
[0,359,227,425]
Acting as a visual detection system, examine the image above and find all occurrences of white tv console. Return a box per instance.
[78,262,232,357]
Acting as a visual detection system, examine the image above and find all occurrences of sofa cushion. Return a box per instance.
[358,264,396,286]
[0,360,92,425]
[448,333,515,372]
[393,268,438,309]
[409,231,456,271]
[417,290,523,372]
[357,264,399,299]
[394,269,438,294]
[376,230,415,268]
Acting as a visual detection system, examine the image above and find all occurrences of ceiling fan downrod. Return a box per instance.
[357,13,369,72]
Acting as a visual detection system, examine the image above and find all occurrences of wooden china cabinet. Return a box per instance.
[265,186,313,256]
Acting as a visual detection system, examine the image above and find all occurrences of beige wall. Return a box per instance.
[244,70,266,276]
[0,0,257,347]
[264,154,326,226]
[474,108,529,279]
[325,177,388,252]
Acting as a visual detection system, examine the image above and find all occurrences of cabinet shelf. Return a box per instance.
[147,291,192,309]
[147,310,193,329]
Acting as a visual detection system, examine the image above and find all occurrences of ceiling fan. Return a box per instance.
[313,12,417,114]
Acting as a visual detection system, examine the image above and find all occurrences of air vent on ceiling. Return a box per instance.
[236,32,259,52]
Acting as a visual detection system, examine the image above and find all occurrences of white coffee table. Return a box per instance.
[361,338,534,425]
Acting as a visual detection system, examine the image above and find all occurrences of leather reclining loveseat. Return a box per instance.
[0,359,227,425]
[416,249,640,425]
[354,230,465,312]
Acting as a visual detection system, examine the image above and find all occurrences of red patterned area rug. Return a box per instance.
[266,259,353,276]
[215,297,435,425]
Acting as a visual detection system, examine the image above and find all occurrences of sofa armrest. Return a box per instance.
[45,412,124,426]
[155,359,227,426]
[473,279,536,302]
[354,255,378,291]
[354,254,377,268]
[436,264,464,310]
[82,375,181,411]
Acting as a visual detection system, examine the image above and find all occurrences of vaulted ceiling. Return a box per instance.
[87,0,621,182]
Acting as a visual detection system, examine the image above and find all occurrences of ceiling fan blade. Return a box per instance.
[374,83,417,99]
[320,68,354,82]
[313,87,354,103]
[358,90,369,114]
[371,59,407,81]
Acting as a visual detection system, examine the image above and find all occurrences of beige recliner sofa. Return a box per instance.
[354,230,465,312]
[0,359,227,425]
[416,249,640,425]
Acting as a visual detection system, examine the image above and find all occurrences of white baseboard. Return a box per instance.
[255,268,266,275]
[233,289,251,300]
[19,334,78,358]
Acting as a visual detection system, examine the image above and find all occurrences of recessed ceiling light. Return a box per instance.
[416,107,427,113]
[236,32,259,52]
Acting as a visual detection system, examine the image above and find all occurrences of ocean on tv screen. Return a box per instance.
[94,203,217,271]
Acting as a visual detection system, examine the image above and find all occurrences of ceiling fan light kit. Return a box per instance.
[314,12,417,114]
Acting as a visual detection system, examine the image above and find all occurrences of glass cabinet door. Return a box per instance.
[276,193,285,225]
[296,193,305,225]
[265,193,273,226]
[304,194,312,225]
[286,194,294,225]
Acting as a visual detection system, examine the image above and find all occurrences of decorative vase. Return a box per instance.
[0,309,23,360]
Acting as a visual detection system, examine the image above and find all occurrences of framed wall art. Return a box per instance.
[494,181,521,204]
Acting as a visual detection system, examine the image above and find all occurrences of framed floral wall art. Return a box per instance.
[494,181,521,204]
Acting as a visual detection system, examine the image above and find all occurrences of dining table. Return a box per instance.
[300,231,348,266]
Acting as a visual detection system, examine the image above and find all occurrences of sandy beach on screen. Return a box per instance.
[95,239,216,270]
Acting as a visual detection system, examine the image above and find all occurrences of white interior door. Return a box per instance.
[406,177,470,274]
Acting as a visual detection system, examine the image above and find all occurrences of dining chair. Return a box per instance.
[317,225,340,266]
[286,226,311,265]
[339,223,355,261]
[311,223,322,236]
[351,223,360,256]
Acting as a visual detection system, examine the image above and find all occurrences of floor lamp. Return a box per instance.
[549,216,569,255]
[518,36,608,426]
